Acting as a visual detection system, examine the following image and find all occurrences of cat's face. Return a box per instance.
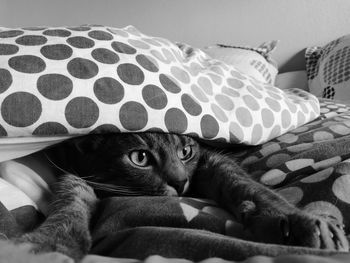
[69,133,200,197]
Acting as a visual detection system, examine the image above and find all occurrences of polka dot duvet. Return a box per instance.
[0,25,320,145]
[237,99,350,234]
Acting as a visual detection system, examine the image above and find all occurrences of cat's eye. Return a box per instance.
[129,150,151,167]
[178,145,193,161]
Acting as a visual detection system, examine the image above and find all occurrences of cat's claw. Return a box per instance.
[242,208,349,251]
[279,218,290,239]
[284,213,349,251]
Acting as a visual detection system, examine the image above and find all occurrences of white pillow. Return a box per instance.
[202,41,278,84]
[0,25,318,145]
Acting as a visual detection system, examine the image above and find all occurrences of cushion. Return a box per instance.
[202,41,278,84]
[0,25,319,145]
[305,35,350,101]
[275,71,308,91]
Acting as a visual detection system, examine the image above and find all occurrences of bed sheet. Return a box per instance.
[0,135,73,162]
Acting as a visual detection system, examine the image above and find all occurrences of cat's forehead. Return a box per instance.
[134,133,195,148]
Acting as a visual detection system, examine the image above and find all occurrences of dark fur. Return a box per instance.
[12,133,349,261]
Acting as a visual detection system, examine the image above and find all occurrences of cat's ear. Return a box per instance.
[72,135,105,154]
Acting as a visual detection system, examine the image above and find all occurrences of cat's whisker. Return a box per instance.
[86,181,163,196]
[86,179,153,190]
[87,182,141,193]
[44,153,73,175]
[45,153,84,179]
[80,175,98,180]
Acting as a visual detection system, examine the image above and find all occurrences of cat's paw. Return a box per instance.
[53,174,97,210]
[239,201,349,251]
[14,234,84,262]
[285,213,349,251]
[11,175,98,261]
[0,240,74,263]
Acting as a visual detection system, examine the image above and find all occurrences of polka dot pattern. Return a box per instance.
[43,29,71,37]
[93,77,124,104]
[111,41,136,54]
[0,69,12,93]
[136,54,159,72]
[91,48,119,64]
[33,122,68,135]
[181,94,202,116]
[92,124,120,134]
[65,97,99,128]
[142,85,167,110]
[67,36,94,49]
[211,103,228,122]
[68,58,98,79]
[159,74,181,94]
[165,108,188,133]
[117,63,144,85]
[37,74,73,100]
[277,187,303,205]
[215,94,234,111]
[16,35,47,46]
[201,115,219,139]
[250,59,272,84]
[0,44,19,55]
[119,101,148,131]
[306,35,350,101]
[0,30,24,38]
[332,174,350,203]
[41,44,73,60]
[9,55,46,73]
[0,25,319,143]
[235,100,350,232]
[88,30,113,41]
[2,92,42,127]
[203,42,278,85]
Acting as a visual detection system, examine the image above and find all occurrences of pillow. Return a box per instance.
[0,25,319,145]
[202,41,278,84]
[275,71,308,91]
[305,35,350,101]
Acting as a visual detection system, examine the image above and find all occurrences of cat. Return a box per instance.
[12,132,349,261]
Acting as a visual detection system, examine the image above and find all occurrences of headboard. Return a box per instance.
[1,0,350,72]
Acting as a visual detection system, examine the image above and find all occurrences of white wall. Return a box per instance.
[1,0,350,72]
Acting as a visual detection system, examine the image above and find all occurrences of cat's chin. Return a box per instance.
[165,181,190,197]
[165,186,178,197]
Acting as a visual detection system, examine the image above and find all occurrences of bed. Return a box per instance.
[1,1,350,262]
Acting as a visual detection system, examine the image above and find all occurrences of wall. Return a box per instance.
[1,0,350,72]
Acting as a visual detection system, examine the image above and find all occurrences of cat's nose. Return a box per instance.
[169,179,188,195]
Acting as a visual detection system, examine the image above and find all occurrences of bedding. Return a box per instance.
[0,25,318,145]
[306,34,350,102]
[0,24,350,263]
[202,41,278,85]
[275,71,308,91]
[0,98,349,263]
[0,135,72,162]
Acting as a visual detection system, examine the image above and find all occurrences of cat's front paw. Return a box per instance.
[1,240,74,263]
[14,231,86,261]
[285,213,349,251]
[53,174,97,209]
[239,202,349,251]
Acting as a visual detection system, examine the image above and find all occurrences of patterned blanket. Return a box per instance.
[239,99,350,233]
[0,99,350,263]
[85,98,350,262]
